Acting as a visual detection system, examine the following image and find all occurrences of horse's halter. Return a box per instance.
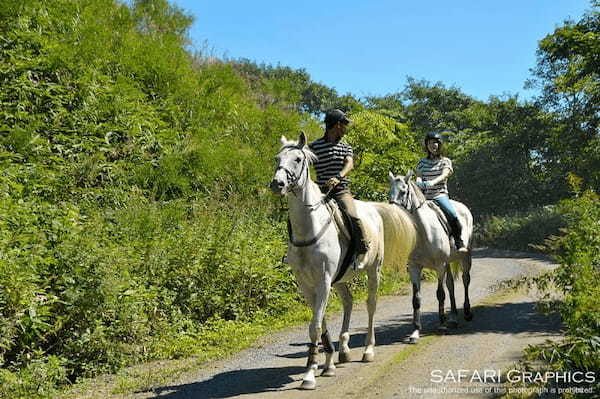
[390,179,425,213]
[389,180,410,209]
[275,147,309,193]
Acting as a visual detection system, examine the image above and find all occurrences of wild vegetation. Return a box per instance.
[0,0,598,397]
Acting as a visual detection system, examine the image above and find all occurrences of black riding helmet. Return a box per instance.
[424,131,444,156]
[424,131,443,144]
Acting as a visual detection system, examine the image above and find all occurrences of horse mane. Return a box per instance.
[408,180,426,208]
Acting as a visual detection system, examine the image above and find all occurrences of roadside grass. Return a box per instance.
[59,269,412,398]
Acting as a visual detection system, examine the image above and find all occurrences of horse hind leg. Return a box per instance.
[362,266,380,362]
[334,282,353,363]
[445,263,459,329]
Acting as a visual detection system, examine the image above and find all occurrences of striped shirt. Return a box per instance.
[309,137,354,188]
[416,156,453,199]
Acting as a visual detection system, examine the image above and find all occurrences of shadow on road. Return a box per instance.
[147,301,561,398]
[147,365,305,398]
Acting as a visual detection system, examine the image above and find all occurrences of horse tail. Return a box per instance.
[372,203,417,273]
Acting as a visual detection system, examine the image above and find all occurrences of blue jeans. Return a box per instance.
[433,195,457,220]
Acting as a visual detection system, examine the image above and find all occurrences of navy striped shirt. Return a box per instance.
[416,157,453,199]
[309,137,354,188]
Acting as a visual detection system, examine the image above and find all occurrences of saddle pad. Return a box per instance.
[324,199,356,285]
[426,201,451,236]
[325,200,351,242]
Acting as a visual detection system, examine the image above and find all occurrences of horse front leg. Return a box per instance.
[300,279,331,390]
[362,265,380,362]
[445,263,459,329]
[436,268,447,327]
[334,282,353,363]
[408,264,423,344]
[463,252,473,321]
[320,318,336,377]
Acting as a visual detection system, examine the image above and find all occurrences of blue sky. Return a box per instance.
[170,1,591,102]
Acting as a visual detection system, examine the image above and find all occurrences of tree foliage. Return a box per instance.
[529,2,600,190]
[345,110,419,201]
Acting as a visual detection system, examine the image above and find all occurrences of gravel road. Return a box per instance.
[137,249,562,399]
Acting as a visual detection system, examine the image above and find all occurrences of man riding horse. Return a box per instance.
[308,109,370,264]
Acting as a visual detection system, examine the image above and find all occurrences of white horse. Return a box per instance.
[269,132,416,390]
[388,171,474,344]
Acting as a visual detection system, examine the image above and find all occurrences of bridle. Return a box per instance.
[275,150,308,191]
[389,180,424,213]
[389,180,409,209]
[276,147,333,247]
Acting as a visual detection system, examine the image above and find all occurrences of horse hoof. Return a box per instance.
[300,380,316,390]
[362,352,375,363]
[464,312,473,321]
[321,368,336,377]
[407,337,419,344]
[338,352,351,363]
[447,320,458,329]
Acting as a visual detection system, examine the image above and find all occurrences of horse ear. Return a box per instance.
[298,131,307,147]
[280,136,288,146]
[405,170,414,182]
[388,171,395,182]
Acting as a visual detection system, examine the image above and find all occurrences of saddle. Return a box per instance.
[324,198,361,283]
[324,198,351,242]
[426,200,452,236]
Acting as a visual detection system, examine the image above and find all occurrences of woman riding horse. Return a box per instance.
[416,131,468,253]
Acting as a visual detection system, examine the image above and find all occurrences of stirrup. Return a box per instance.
[352,253,367,271]
[357,239,370,255]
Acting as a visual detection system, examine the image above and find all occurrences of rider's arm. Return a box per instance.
[327,156,354,187]
[427,167,452,186]
[339,156,354,179]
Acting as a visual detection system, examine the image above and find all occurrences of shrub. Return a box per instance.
[523,188,600,396]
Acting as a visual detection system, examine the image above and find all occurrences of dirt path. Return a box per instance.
[135,249,561,399]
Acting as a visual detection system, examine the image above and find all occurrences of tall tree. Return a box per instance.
[528,1,600,190]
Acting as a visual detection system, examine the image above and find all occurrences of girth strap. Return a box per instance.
[287,216,333,247]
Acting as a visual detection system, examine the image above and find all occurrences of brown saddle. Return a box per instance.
[324,198,359,283]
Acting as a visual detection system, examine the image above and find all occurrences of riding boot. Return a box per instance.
[449,217,468,253]
[351,217,370,255]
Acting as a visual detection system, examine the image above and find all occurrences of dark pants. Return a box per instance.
[322,185,369,253]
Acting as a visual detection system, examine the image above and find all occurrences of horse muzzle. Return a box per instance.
[269,179,286,195]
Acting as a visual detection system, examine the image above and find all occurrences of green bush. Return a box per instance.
[523,188,600,397]
[475,206,565,252]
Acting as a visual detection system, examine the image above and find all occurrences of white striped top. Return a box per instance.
[309,137,353,188]
[416,156,453,199]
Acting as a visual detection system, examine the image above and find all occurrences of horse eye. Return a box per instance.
[295,157,301,163]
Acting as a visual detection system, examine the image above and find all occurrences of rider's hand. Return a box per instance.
[417,180,433,189]
[327,177,341,188]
